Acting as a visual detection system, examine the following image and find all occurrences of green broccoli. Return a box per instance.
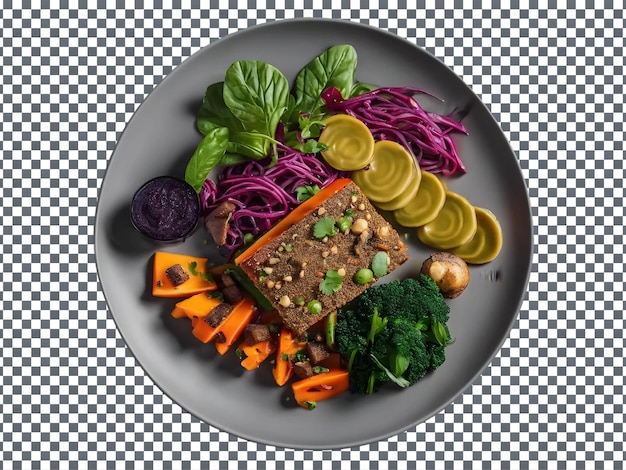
[335,275,452,394]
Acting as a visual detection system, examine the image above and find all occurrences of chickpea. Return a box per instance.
[351,218,369,235]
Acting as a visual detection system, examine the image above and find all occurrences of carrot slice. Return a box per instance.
[170,306,187,319]
[191,316,218,343]
[291,369,350,409]
[234,178,352,265]
[171,292,222,319]
[214,295,257,355]
[152,251,218,298]
[239,340,275,370]
[272,328,307,386]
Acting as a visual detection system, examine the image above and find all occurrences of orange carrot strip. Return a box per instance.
[272,328,307,386]
[170,306,187,319]
[291,369,350,409]
[214,295,257,355]
[152,251,218,298]
[234,178,351,265]
[239,340,275,370]
[172,292,222,319]
[191,316,217,343]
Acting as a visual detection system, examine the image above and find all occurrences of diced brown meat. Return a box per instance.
[306,342,330,365]
[218,273,237,288]
[243,323,271,346]
[221,285,244,304]
[204,201,236,246]
[213,332,226,343]
[214,273,244,304]
[293,361,314,379]
[205,302,233,328]
[165,264,189,286]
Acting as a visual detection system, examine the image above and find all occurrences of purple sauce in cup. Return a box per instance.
[130,176,200,244]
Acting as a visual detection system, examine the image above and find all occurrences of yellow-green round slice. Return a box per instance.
[393,171,446,227]
[374,161,421,211]
[319,114,375,171]
[452,207,503,264]
[351,140,415,203]
[417,191,477,250]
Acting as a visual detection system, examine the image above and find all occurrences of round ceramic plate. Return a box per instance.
[95,19,532,450]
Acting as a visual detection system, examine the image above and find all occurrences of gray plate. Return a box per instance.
[95,18,532,450]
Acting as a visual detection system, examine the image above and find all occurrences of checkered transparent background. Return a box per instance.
[2,1,624,468]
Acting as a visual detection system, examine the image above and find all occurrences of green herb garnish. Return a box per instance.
[319,269,344,295]
[313,217,337,239]
[302,400,317,410]
[295,184,321,202]
[302,139,328,154]
[188,261,199,276]
[312,365,329,374]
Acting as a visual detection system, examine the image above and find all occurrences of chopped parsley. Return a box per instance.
[301,400,317,410]
[319,269,344,295]
[295,184,321,202]
[313,217,337,239]
[312,365,329,374]
[188,261,199,276]
[301,139,328,154]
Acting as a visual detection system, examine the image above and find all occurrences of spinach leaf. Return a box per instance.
[223,60,290,156]
[197,82,241,135]
[197,82,268,159]
[185,127,229,193]
[350,81,378,97]
[292,45,357,116]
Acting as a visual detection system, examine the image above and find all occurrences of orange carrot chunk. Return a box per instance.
[272,327,307,386]
[292,369,350,409]
[152,251,218,298]
[239,340,276,370]
[191,316,218,343]
[171,292,222,319]
[214,295,257,355]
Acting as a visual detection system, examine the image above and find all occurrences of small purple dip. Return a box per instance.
[130,176,200,244]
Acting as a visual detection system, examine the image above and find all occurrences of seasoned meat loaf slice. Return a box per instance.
[238,182,408,336]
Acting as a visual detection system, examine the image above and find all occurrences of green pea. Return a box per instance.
[243,233,255,245]
[307,299,323,315]
[337,216,352,233]
[353,268,374,285]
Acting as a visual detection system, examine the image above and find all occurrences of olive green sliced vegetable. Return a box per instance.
[393,171,446,227]
[319,114,375,171]
[417,191,477,250]
[374,160,421,211]
[452,206,503,264]
[351,140,415,203]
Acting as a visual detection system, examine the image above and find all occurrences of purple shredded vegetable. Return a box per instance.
[321,86,468,176]
[199,146,341,258]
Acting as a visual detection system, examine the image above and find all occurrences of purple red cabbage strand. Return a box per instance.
[321,86,468,176]
[199,146,340,257]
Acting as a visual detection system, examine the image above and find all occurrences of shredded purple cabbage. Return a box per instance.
[199,145,340,258]
[321,86,468,176]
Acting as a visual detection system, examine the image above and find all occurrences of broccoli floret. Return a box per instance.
[335,275,452,394]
